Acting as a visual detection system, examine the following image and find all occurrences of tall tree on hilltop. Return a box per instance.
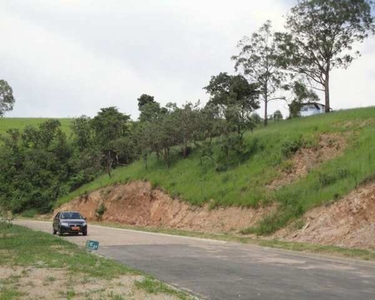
[0,80,15,117]
[204,72,260,139]
[137,94,167,122]
[276,0,375,113]
[91,107,131,177]
[137,94,155,110]
[232,21,285,127]
[91,107,130,146]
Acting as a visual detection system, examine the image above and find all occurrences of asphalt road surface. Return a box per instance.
[15,220,375,300]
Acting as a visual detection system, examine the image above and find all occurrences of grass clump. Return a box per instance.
[0,289,23,300]
[135,277,193,300]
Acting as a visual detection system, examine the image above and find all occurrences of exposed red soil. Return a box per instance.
[56,178,375,250]
[55,133,375,250]
[269,133,347,189]
[273,181,375,250]
[55,181,275,234]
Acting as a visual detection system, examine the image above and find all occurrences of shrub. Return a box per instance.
[0,208,13,228]
[95,203,107,221]
[281,138,304,157]
[318,167,350,187]
[21,209,38,218]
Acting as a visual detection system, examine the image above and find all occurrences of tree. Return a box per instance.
[139,101,166,122]
[273,110,283,122]
[0,80,15,117]
[166,102,202,159]
[287,81,319,118]
[232,21,285,126]
[0,120,73,213]
[204,72,260,138]
[276,0,375,113]
[91,107,131,177]
[137,94,168,122]
[91,107,130,146]
[137,94,155,110]
[71,116,93,151]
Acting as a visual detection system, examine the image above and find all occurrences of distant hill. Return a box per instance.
[0,118,72,136]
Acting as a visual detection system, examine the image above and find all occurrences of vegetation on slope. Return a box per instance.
[0,118,72,136]
[57,107,375,234]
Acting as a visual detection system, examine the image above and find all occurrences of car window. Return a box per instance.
[60,212,83,219]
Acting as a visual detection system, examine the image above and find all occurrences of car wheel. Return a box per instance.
[53,228,57,235]
[58,229,63,236]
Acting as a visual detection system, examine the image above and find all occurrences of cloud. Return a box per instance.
[0,0,374,119]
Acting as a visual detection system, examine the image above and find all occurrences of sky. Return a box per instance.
[1,0,374,120]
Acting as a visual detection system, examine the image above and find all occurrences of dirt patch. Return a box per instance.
[56,181,275,234]
[0,266,180,300]
[269,133,347,189]
[273,181,375,250]
[338,118,375,129]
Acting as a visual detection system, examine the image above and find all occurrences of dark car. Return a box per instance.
[53,211,87,236]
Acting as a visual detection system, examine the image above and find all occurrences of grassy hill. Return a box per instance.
[0,118,72,136]
[56,106,375,235]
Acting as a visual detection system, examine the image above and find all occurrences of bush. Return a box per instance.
[0,208,13,228]
[318,167,350,187]
[281,138,304,157]
[95,203,107,221]
[21,209,38,218]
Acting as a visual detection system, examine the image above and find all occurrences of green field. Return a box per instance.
[56,107,375,234]
[0,118,72,136]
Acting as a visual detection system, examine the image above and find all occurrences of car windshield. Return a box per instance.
[60,212,83,220]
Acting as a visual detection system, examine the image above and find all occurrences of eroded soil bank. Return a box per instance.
[56,179,375,251]
[56,181,273,234]
[273,180,375,250]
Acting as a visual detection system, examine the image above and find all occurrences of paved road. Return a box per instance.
[15,220,375,300]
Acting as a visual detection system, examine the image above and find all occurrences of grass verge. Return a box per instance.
[0,223,193,300]
[91,221,375,262]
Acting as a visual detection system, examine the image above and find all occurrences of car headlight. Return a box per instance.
[82,222,87,226]
[61,222,69,227]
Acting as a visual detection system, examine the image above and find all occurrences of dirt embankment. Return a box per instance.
[56,181,274,234]
[269,133,347,189]
[56,133,375,250]
[273,181,375,250]
[57,179,375,250]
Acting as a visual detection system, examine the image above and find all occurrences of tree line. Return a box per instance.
[0,89,260,213]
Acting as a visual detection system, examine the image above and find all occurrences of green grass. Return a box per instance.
[0,224,136,278]
[0,118,72,136]
[0,289,23,300]
[56,107,375,234]
[0,224,193,299]
[135,278,192,300]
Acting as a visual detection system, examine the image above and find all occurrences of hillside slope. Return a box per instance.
[0,118,72,135]
[57,107,375,237]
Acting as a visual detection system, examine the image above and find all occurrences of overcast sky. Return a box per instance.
[1,0,374,119]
